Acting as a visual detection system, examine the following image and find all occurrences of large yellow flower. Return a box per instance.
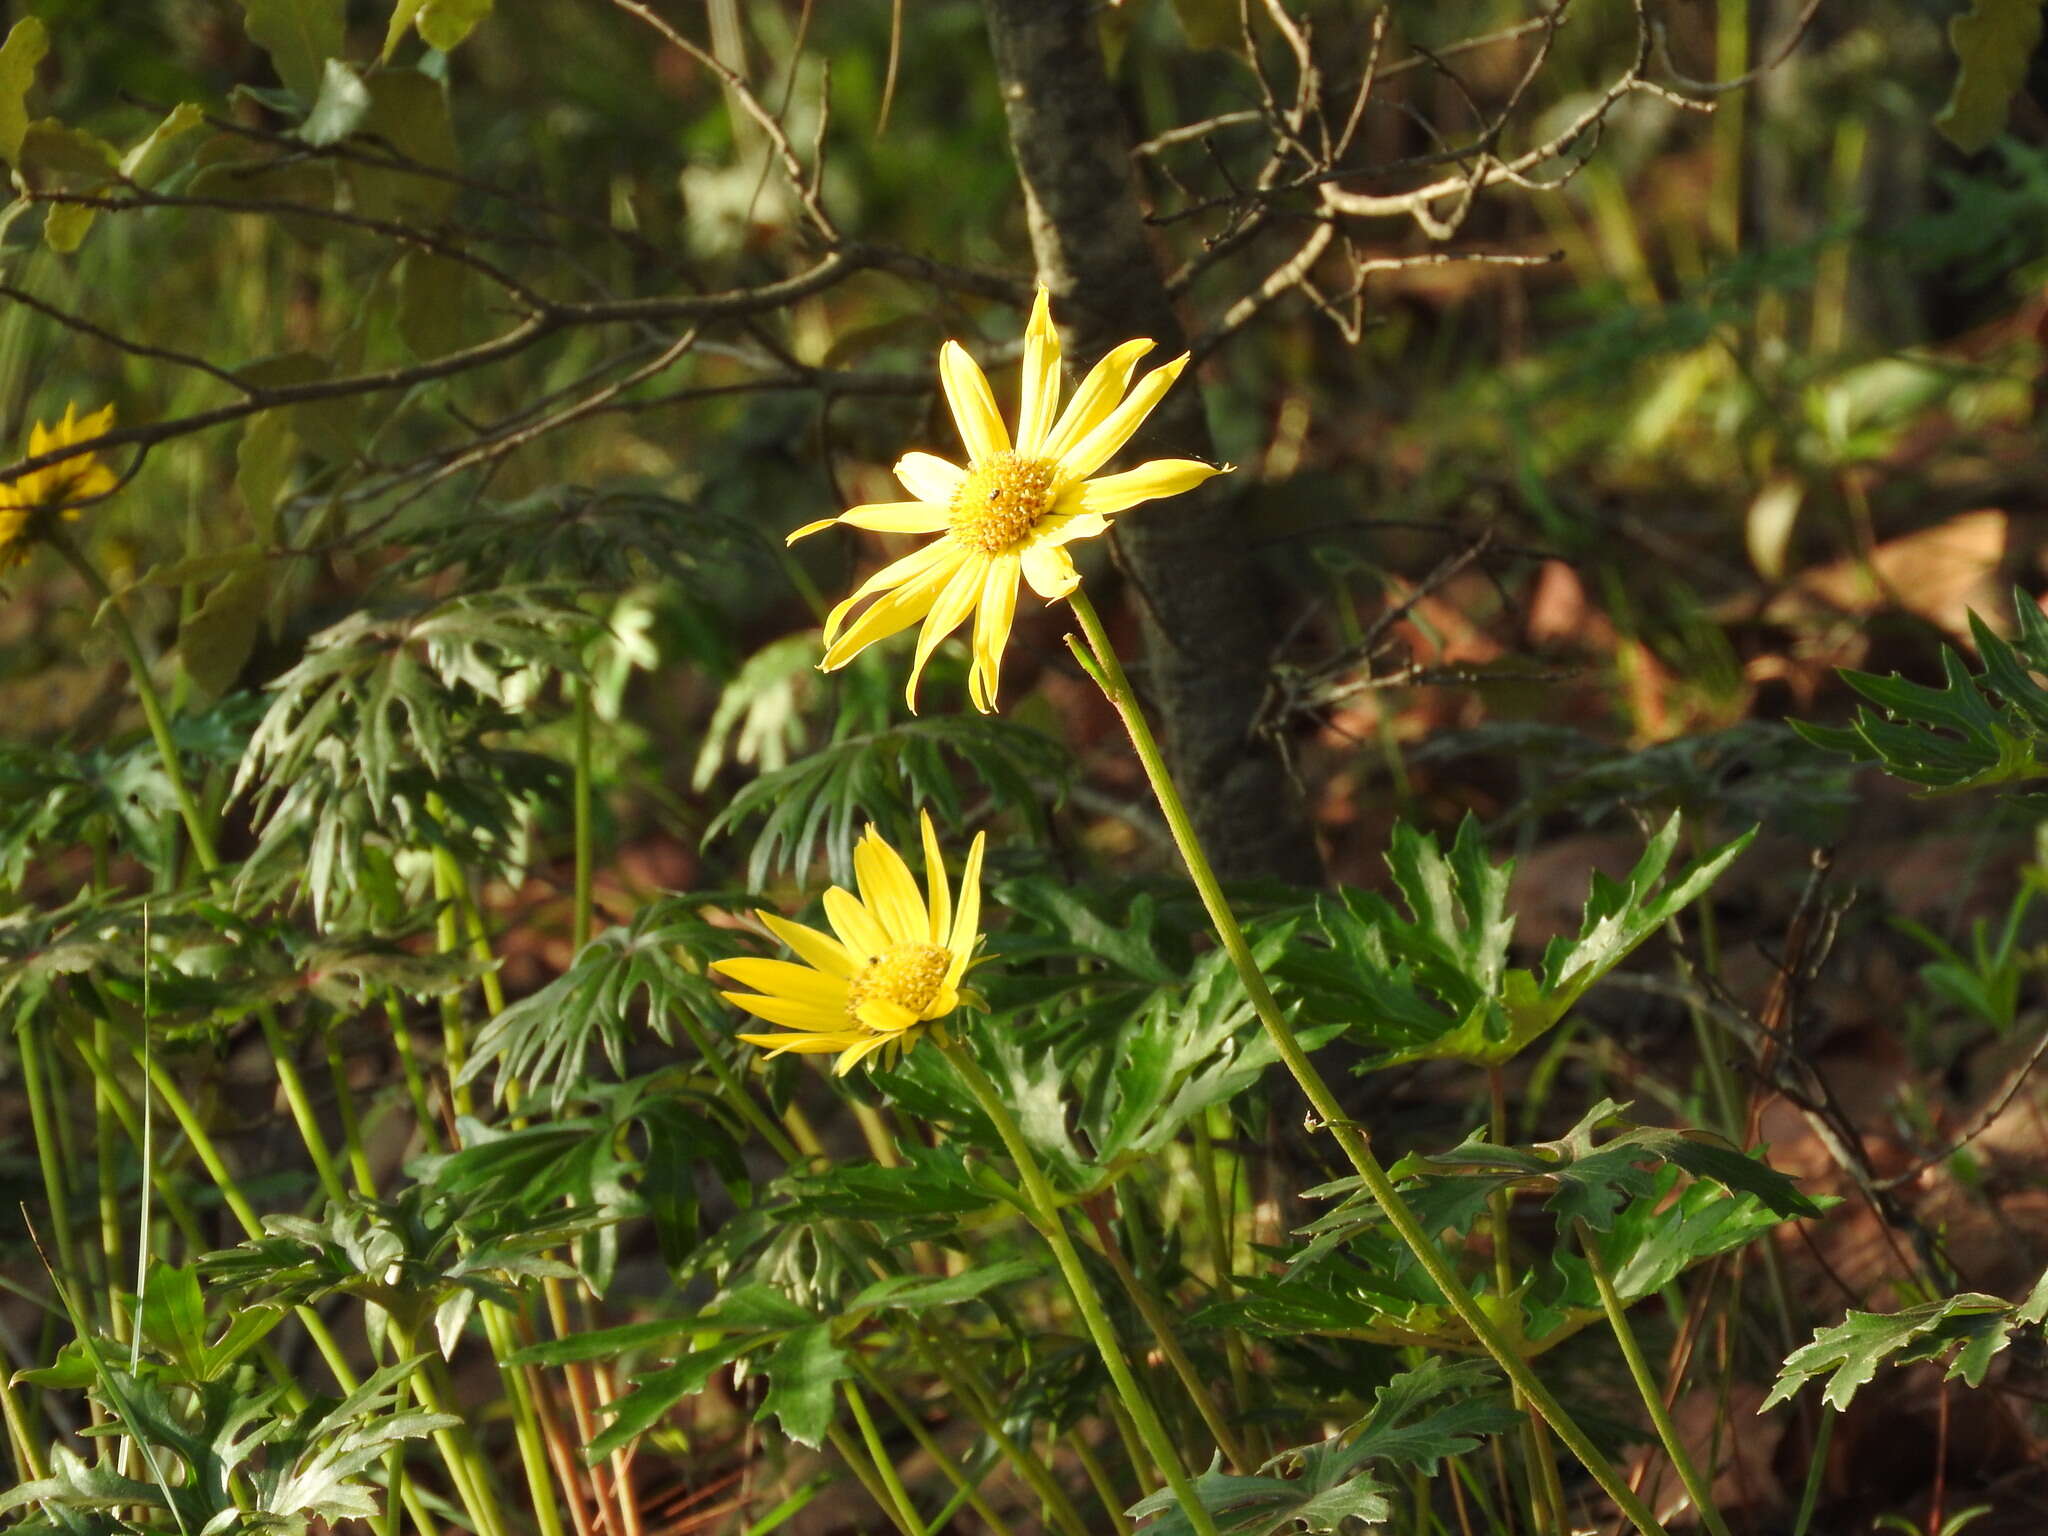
[713,811,986,1075]
[0,402,117,571]
[791,290,1228,711]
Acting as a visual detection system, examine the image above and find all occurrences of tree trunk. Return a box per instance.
[983,0,1322,885]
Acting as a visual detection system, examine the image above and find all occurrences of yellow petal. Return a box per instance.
[1077,458,1225,517]
[895,451,967,505]
[919,809,952,946]
[1020,543,1079,601]
[1040,338,1155,465]
[720,990,846,1033]
[939,340,1010,464]
[854,825,929,947]
[823,538,957,644]
[740,1031,862,1057]
[1036,511,1111,550]
[1014,288,1062,456]
[855,996,921,1036]
[757,910,855,979]
[905,554,986,711]
[834,1033,899,1075]
[836,501,951,534]
[968,552,1020,713]
[945,831,987,986]
[711,957,849,1012]
[822,886,891,963]
[788,516,840,543]
[1057,354,1189,483]
[823,549,961,667]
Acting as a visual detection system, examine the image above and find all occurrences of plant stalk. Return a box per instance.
[1577,1219,1733,1536]
[1067,587,1668,1536]
[948,1045,1221,1536]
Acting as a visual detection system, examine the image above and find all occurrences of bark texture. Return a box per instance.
[983,0,1322,884]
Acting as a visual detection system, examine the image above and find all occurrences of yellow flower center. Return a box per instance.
[844,943,951,1024]
[949,452,1056,555]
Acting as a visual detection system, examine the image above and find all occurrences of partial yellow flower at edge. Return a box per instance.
[711,810,987,1076]
[789,289,1230,712]
[0,401,118,571]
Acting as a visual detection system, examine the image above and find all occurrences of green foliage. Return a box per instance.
[1936,0,2046,152]
[1382,1098,1820,1234]
[233,591,584,923]
[1765,1267,2048,1411]
[0,1360,453,1536]
[459,896,743,1110]
[1128,1360,1519,1536]
[705,714,1073,886]
[1795,591,2048,792]
[201,1186,596,1355]
[1284,814,1752,1067]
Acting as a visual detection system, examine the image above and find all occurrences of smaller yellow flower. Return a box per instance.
[0,402,118,571]
[713,811,986,1075]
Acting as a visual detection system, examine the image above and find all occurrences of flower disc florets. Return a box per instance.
[949,452,1056,555]
[845,943,951,1022]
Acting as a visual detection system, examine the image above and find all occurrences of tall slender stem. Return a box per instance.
[1191,1115,1259,1454]
[844,1378,924,1535]
[948,1046,1221,1536]
[572,675,596,954]
[1577,1220,1732,1536]
[1066,587,1669,1536]
[1079,1195,1248,1470]
[854,1355,1018,1536]
[52,533,217,874]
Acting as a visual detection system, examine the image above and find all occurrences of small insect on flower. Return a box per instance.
[789,289,1230,711]
[713,810,987,1076]
[0,402,117,571]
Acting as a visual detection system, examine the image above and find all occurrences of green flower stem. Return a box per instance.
[1066,1428,1133,1536]
[1101,1394,1155,1495]
[1065,588,1670,1536]
[909,1327,1096,1536]
[50,533,217,874]
[1078,1194,1249,1471]
[0,1355,45,1483]
[947,1046,1221,1536]
[326,1038,380,1198]
[572,675,596,954]
[854,1354,1019,1536]
[93,1016,126,1343]
[16,1018,84,1311]
[1576,1220,1732,1536]
[1489,1067,1557,1535]
[380,1373,408,1536]
[411,1350,514,1536]
[387,992,446,1155]
[429,847,480,1120]
[258,1012,350,1209]
[844,1377,926,1535]
[64,1024,221,1254]
[482,1303,571,1536]
[1190,1115,1259,1454]
[826,1421,922,1536]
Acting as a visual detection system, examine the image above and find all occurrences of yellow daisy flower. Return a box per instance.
[791,289,1229,711]
[713,811,987,1075]
[0,402,117,571]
